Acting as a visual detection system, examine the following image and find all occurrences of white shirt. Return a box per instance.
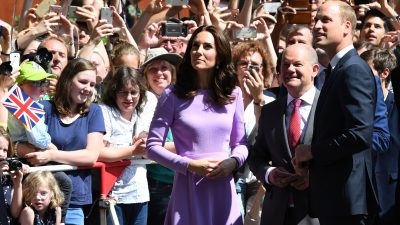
[265,86,317,184]
[100,98,154,203]
[330,44,354,69]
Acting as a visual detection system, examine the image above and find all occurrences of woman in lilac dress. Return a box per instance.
[146,25,248,225]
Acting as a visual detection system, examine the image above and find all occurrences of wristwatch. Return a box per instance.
[253,99,266,107]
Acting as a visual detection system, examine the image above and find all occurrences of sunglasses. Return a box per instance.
[29,79,50,88]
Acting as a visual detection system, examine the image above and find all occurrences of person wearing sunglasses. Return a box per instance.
[7,61,73,224]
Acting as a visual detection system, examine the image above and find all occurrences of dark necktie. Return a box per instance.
[288,98,302,156]
[325,64,332,81]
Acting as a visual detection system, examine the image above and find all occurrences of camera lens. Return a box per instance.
[35,48,53,71]
[6,157,22,171]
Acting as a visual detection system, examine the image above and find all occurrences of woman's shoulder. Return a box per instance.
[88,103,103,113]
[232,86,243,97]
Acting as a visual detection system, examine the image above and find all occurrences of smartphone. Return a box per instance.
[36,0,57,18]
[68,6,78,22]
[232,27,257,39]
[165,0,189,6]
[248,64,261,77]
[10,53,20,72]
[49,5,62,14]
[100,7,113,24]
[263,2,281,13]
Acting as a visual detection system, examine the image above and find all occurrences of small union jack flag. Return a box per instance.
[1,85,45,130]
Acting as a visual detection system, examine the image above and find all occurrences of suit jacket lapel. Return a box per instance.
[315,49,358,124]
[277,95,293,159]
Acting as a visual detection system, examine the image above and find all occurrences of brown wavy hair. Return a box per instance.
[53,58,96,117]
[22,171,64,208]
[174,25,237,106]
[102,67,147,114]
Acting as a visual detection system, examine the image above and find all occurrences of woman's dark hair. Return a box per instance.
[174,25,237,106]
[102,67,147,114]
[54,58,96,116]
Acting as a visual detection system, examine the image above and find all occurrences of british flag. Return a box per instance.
[1,85,45,130]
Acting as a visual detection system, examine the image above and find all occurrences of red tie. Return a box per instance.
[288,98,302,156]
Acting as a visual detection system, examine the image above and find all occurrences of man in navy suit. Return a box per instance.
[361,48,400,225]
[293,1,378,225]
[249,43,320,225]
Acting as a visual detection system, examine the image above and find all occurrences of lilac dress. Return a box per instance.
[147,85,248,225]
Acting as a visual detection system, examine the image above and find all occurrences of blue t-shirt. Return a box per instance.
[41,101,106,205]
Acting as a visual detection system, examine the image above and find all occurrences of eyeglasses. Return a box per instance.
[116,90,140,98]
[237,60,263,69]
[29,79,50,88]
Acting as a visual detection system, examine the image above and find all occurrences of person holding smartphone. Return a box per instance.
[249,43,320,225]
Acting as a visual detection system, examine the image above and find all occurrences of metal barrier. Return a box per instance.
[24,158,154,225]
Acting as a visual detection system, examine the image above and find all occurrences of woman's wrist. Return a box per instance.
[230,157,240,170]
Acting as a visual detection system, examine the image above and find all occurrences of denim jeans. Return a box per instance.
[106,202,148,225]
[147,177,173,225]
[65,206,84,225]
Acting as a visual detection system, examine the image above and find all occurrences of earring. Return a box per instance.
[216,64,220,70]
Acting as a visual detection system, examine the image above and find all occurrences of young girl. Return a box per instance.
[98,67,149,225]
[0,126,24,225]
[19,171,64,225]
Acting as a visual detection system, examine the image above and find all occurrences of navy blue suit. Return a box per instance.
[310,49,378,220]
[373,91,400,225]
[371,77,390,154]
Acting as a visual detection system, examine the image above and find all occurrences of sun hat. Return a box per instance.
[16,61,56,84]
[141,47,182,69]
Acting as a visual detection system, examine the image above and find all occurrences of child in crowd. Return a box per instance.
[7,61,72,223]
[0,126,25,225]
[19,171,64,225]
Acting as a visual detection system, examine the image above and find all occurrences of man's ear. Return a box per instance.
[312,63,320,78]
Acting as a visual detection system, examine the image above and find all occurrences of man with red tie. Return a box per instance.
[249,43,320,225]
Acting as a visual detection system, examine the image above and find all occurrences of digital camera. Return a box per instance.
[161,23,188,37]
[6,157,22,172]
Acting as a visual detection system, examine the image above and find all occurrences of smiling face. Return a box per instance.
[116,82,140,120]
[312,2,352,57]
[145,59,173,96]
[31,183,52,214]
[280,44,319,98]
[190,31,218,76]
[70,70,96,107]
[360,16,386,46]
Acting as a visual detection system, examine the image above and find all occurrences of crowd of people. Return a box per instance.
[0,0,399,225]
